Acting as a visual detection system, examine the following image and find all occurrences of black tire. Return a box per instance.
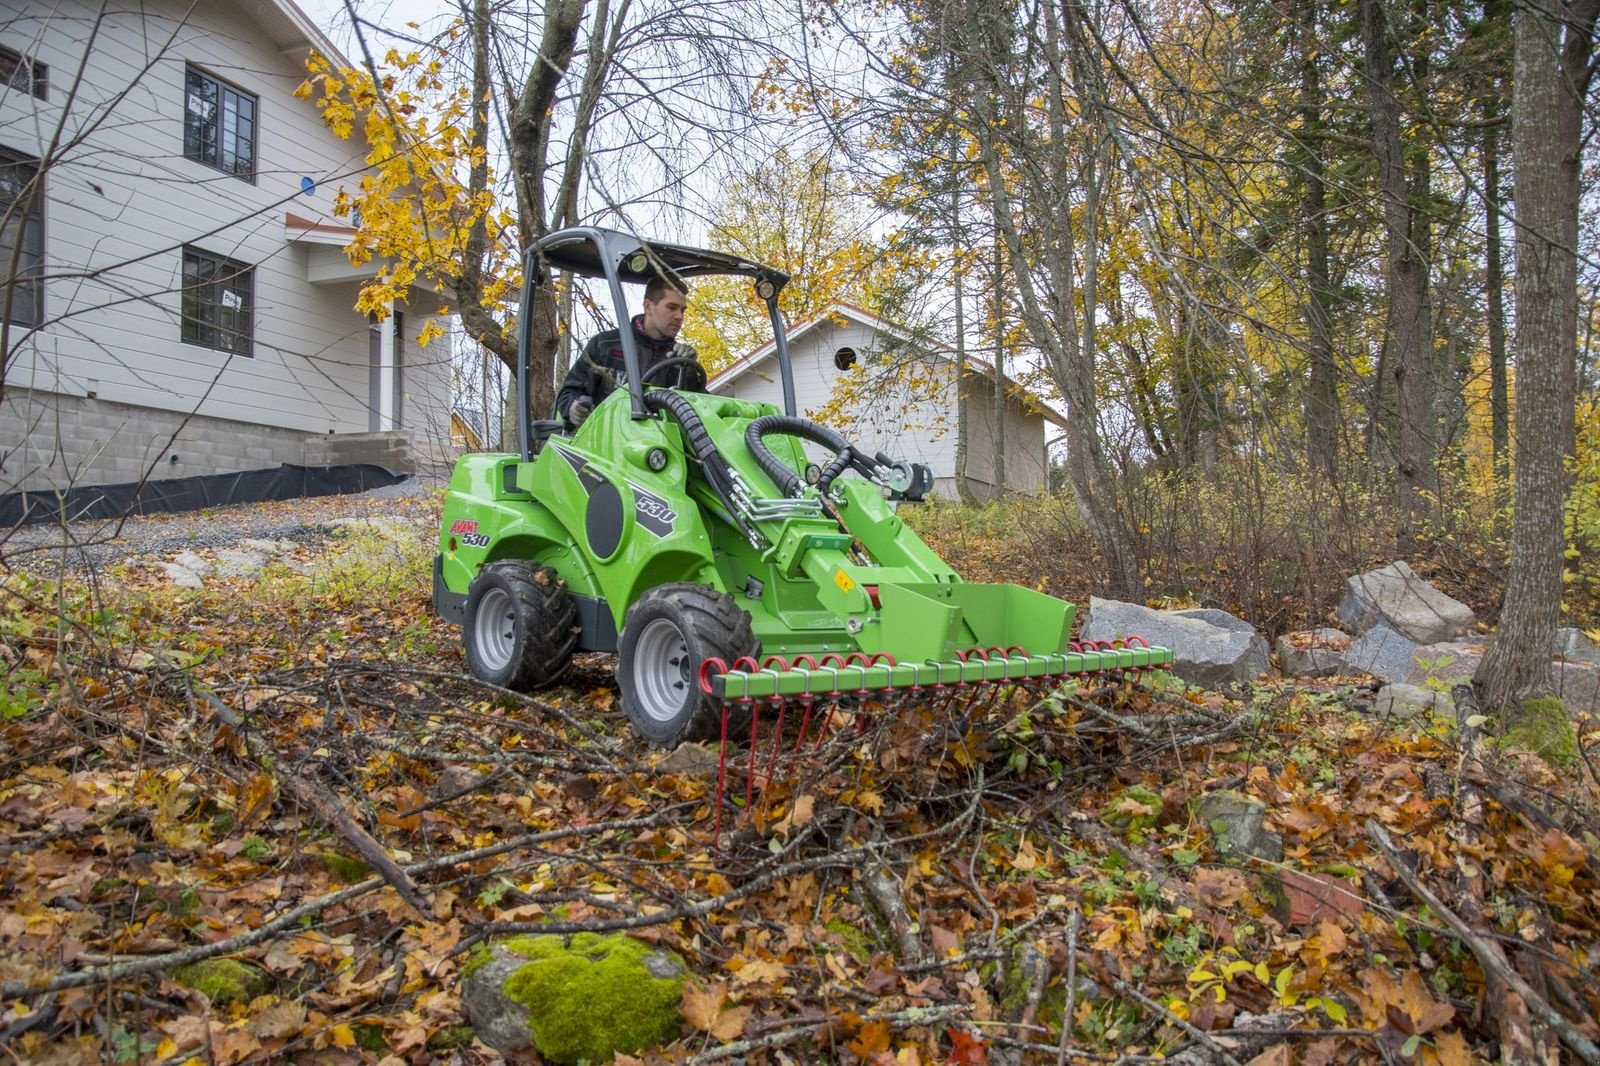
[464,561,579,691]
[617,583,758,747]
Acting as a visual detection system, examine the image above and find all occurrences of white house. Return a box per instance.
[0,0,453,521]
[708,303,1064,500]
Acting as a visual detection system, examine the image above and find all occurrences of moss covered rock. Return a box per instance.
[460,933,687,1063]
[1502,696,1580,766]
[1101,785,1165,842]
[170,958,268,1006]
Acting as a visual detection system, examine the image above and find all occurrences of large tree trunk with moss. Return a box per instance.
[1472,0,1585,756]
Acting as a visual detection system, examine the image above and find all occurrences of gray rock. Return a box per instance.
[461,944,541,1055]
[154,561,205,589]
[1083,598,1269,689]
[1406,640,1600,715]
[1341,624,1419,684]
[214,548,270,578]
[172,550,211,575]
[1275,628,1352,678]
[1373,683,1454,720]
[1404,641,1480,688]
[1336,561,1475,644]
[1555,627,1600,664]
[1195,791,1283,863]
[658,741,721,776]
[461,935,688,1062]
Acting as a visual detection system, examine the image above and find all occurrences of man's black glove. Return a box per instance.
[568,396,594,427]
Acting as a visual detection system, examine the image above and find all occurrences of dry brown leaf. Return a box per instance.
[246,999,308,1040]
[680,980,751,1042]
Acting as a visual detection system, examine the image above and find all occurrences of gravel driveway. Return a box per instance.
[0,474,445,573]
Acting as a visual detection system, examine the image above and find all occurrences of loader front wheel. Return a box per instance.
[464,561,578,691]
[618,583,757,747]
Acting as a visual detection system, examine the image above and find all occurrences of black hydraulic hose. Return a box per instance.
[642,391,759,544]
[745,414,860,495]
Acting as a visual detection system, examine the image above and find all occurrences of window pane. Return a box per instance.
[0,150,42,327]
[182,248,253,355]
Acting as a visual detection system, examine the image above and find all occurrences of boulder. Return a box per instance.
[1372,683,1454,720]
[1555,627,1600,665]
[1406,641,1600,715]
[170,959,269,1006]
[1083,598,1269,689]
[153,561,205,589]
[1336,561,1475,644]
[461,933,687,1062]
[215,548,270,578]
[1275,628,1353,678]
[1194,791,1282,863]
[1340,625,1419,684]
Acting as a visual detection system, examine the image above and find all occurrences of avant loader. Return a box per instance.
[432,227,1171,751]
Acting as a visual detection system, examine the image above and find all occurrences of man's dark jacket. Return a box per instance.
[554,315,706,424]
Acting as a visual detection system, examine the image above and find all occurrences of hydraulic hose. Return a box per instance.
[745,414,875,495]
[642,391,759,544]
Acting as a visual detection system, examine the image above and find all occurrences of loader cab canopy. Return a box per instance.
[518,227,798,458]
[537,227,790,293]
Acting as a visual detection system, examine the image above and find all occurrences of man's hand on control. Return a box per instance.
[568,396,594,427]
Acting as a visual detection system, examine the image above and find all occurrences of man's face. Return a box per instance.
[641,289,687,341]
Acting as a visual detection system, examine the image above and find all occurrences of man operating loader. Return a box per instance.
[555,275,706,428]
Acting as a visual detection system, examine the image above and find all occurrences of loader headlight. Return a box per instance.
[646,447,669,472]
[804,463,822,485]
[755,278,777,300]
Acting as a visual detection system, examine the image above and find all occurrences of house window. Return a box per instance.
[0,147,44,328]
[183,67,256,179]
[833,346,858,371]
[0,45,47,99]
[181,247,253,355]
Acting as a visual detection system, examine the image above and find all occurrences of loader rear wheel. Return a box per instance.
[618,583,758,747]
[464,561,578,691]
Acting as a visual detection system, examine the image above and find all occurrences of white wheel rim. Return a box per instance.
[473,586,515,671]
[633,617,692,723]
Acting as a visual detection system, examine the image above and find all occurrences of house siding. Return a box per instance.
[0,0,452,495]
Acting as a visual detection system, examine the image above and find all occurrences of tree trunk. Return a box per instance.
[1484,118,1510,503]
[1474,0,1575,724]
[991,235,1006,496]
[505,0,588,422]
[953,169,978,506]
[1298,0,1339,480]
[1362,0,1429,538]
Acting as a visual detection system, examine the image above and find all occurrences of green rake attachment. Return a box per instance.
[696,637,1175,842]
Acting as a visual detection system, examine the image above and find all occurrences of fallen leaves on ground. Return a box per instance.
[1,504,1598,1064]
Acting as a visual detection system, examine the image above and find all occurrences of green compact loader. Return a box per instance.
[432,227,1171,748]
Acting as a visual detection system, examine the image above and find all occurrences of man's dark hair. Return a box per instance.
[644,275,688,304]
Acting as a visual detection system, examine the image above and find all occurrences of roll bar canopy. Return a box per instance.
[515,226,798,459]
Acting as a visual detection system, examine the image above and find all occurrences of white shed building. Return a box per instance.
[708,304,1063,500]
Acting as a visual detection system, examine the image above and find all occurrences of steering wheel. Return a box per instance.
[639,356,702,386]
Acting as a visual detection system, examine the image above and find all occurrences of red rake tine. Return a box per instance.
[758,656,791,786]
[699,657,731,847]
[787,655,819,755]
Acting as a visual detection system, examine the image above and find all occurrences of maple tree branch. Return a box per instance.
[1111,976,1245,1066]
[1056,909,1080,1066]
[1367,820,1600,1065]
